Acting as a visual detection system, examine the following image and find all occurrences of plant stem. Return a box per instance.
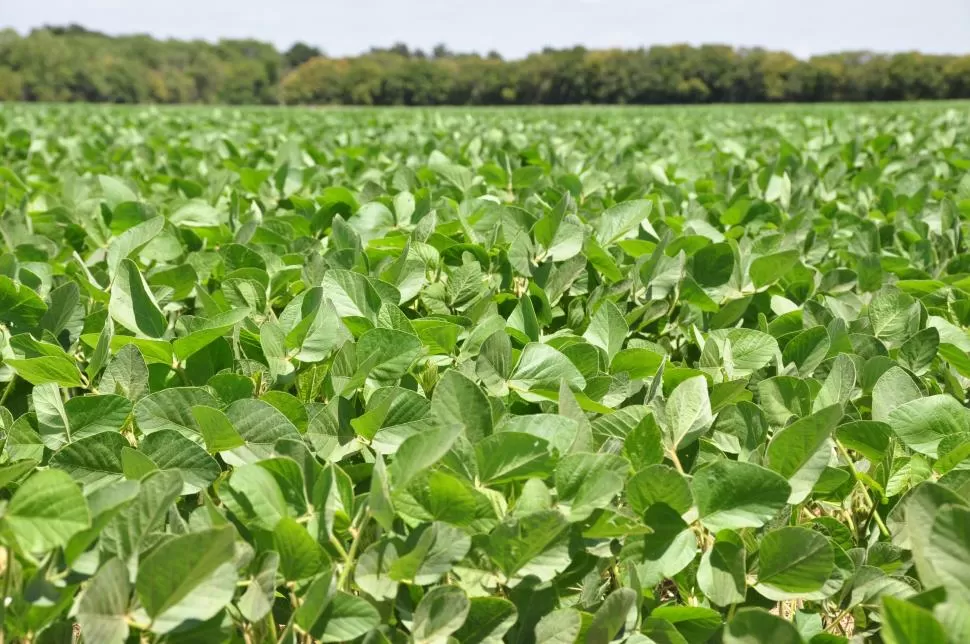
[264,611,278,644]
[0,546,12,644]
[826,607,852,634]
[667,449,685,475]
[0,376,16,408]
[835,439,890,538]
[336,508,369,592]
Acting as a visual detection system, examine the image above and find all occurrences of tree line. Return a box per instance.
[2,25,970,105]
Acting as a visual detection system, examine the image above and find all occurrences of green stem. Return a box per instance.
[1,546,12,644]
[336,507,369,592]
[0,376,16,408]
[264,611,278,644]
[835,439,890,538]
[666,448,685,475]
[826,607,852,634]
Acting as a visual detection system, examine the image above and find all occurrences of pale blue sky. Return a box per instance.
[4,0,970,58]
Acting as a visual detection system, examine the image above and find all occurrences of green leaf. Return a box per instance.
[593,199,655,245]
[299,584,381,643]
[765,404,841,503]
[4,469,90,553]
[390,422,461,488]
[64,395,132,439]
[488,511,571,583]
[587,587,637,643]
[724,608,802,644]
[273,517,330,581]
[698,532,747,606]
[509,342,586,393]
[535,608,582,644]
[412,585,471,644]
[50,432,127,491]
[750,249,799,288]
[75,558,131,644]
[881,596,947,644]
[237,552,279,623]
[664,375,712,450]
[99,344,150,401]
[109,258,167,338]
[0,275,47,327]
[191,405,245,453]
[432,369,492,442]
[924,504,970,603]
[754,527,834,599]
[222,463,288,531]
[476,432,555,484]
[134,387,220,439]
[584,299,628,362]
[135,525,237,634]
[872,366,922,422]
[692,460,790,532]
[869,290,919,345]
[782,326,830,376]
[5,354,82,387]
[627,464,692,517]
[453,597,517,644]
[101,470,183,566]
[33,381,70,450]
[139,429,221,493]
[106,216,165,276]
[888,395,970,457]
[99,174,137,207]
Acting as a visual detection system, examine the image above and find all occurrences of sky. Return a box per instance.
[4,0,970,59]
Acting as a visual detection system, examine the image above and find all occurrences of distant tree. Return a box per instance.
[3,26,970,105]
[388,43,412,58]
[284,42,322,68]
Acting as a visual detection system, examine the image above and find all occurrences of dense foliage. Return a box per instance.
[1,102,970,643]
[3,26,970,105]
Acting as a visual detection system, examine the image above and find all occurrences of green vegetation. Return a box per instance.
[0,101,970,642]
[2,25,970,104]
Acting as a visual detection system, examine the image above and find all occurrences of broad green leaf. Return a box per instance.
[664,375,712,450]
[412,586,471,644]
[4,469,90,552]
[0,275,47,327]
[237,552,279,623]
[872,366,921,422]
[698,532,747,606]
[135,526,237,634]
[587,588,637,643]
[432,369,492,442]
[75,558,131,644]
[692,460,790,532]
[888,395,970,457]
[109,258,167,338]
[139,429,221,493]
[302,589,381,643]
[50,432,127,491]
[509,342,586,393]
[453,597,517,644]
[101,470,183,567]
[273,517,330,581]
[881,596,947,644]
[583,299,628,362]
[724,608,802,644]
[924,504,970,603]
[535,608,582,644]
[765,404,841,503]
[754,527,834,599]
